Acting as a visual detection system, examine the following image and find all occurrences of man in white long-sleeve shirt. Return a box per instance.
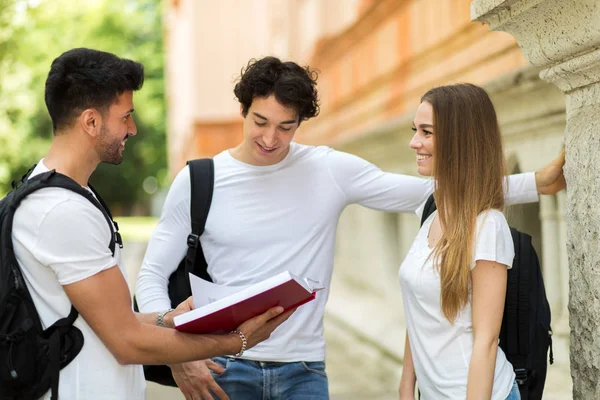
[136,56,565,400]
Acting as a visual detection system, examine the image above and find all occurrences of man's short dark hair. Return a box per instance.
[45,48,144,133]
[234,57,319,123]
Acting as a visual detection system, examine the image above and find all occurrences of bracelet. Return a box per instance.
[231,330,247,357]
[156,309,175,327]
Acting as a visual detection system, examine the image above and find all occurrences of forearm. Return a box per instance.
[466,339,498,400]
[136,235,186,312]
[135,311,160,326]
[117,321,239,365]
[399,332,416,397]
[66,266,238,366]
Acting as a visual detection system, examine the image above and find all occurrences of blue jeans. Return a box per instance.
[506,380,521,400]
[210,356,329,399]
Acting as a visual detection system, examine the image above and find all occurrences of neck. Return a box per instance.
[44,133,100,187]
[230,141,290,166]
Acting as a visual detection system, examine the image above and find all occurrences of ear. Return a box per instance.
[80,109,101,137]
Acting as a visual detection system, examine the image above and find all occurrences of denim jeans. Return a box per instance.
[210,356,329,400]
[506,380,521,400]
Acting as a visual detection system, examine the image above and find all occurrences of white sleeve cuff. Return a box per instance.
[505,172,538,206]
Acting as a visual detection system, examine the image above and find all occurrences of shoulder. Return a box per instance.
[169,164,192,196]
[290,143,332,161]
[40,192,111,233]
[476,209,509,233]
[473,208,514,269]
[16,187,106,223]
[316,146,375,171]
[14,189,115,266]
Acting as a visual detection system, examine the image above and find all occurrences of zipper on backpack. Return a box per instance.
[7,341,18,380]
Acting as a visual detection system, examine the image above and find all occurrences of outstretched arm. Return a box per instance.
[325,149,564,213]
[64,266,294,365]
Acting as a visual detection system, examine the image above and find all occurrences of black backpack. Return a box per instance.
[133,158,214,387]
[0,168,122,400]
[420,194,553,400]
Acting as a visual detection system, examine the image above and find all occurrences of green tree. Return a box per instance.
[0,0,167,214]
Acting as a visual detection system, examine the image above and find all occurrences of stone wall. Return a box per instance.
[471,0,600,397]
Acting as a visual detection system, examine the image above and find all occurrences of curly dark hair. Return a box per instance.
[45,48,144,133]
[234,56,320,123]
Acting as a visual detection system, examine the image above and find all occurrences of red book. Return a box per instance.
[174,271,321,334]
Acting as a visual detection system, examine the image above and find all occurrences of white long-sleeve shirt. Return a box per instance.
[136,143,538,362]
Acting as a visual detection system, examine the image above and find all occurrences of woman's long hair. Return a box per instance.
[422,84,506,323]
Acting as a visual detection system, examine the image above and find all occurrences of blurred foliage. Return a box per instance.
[0,0,167,213]
[114,216,158,242]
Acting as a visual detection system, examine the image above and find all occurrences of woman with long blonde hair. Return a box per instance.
[398,84,520,399]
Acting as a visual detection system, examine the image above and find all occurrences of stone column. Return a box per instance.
[471,0,600,398]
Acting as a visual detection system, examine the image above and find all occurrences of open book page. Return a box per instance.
[189,274,250,309]
[303,277,325,292]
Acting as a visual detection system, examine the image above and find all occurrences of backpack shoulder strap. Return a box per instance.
[420,193,437,227]
[184,158,214,281]
[88,183,122,252]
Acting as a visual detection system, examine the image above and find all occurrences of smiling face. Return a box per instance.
[95,91,137,165]
[410,101,435,176]
[237,95,300,166]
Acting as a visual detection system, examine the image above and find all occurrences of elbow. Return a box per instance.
[111,340,143,365]
[473,334,500,354]
[135,269,170,313]
[114,351,134,366]
[109,346,135,366]
[107,327,150,365]
[134,269,150,301]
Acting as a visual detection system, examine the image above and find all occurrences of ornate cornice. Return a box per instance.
[471,0,600,92]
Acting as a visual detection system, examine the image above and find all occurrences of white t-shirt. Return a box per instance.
[12,161,145,400]
[398,205,516,400]
[136,142,538,362]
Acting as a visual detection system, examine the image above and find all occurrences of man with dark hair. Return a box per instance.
[234,56,320,123]
[11,48,291,399]
[136,56,565,399]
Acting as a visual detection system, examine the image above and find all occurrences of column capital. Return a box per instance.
[471,0,600,91]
